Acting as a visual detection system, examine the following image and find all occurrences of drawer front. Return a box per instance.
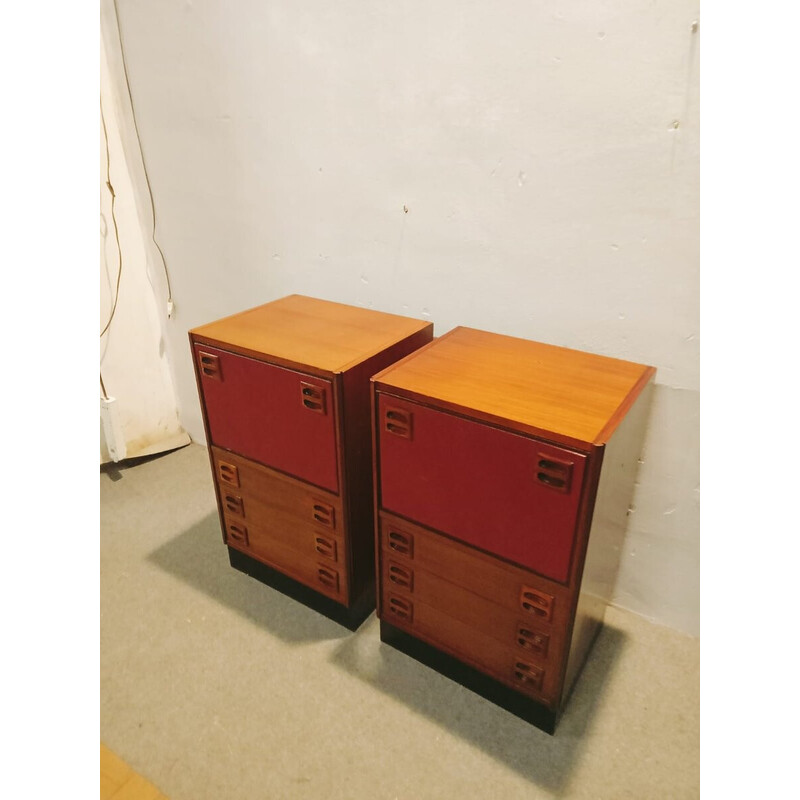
[213,447,343,563]
[196,344,338,492]
[379,514,571,627]
[380,586,558,706]
[378,395,586,583]
[224,512,346,602]
[214,447,347,601]
[381,553,562,667]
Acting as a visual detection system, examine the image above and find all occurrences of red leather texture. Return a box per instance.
[196,345,338,492]
[377,395,586,583]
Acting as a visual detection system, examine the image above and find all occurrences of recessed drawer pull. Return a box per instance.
[316,565,340,591]
[538,458,563,471]
[300,382,327,415]
[223,493,244,517]
[218,462,240,487]
[513,660,544,691]
[388,563,414,590]
[226,522,248,547]
[516,626,550,657]
[387,529,413,558]
[537,473,566,489]
[314,535,337,561]
[311,501,335,528]
[384,408,413,439]
[535,454,573,493]
[198,352,222,380]
[387,595,413,621]
[520,586,554,622]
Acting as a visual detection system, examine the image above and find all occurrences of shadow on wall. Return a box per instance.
[146,512,350,645]
[330,614,627,793]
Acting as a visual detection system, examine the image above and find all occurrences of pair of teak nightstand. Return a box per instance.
[190,294,654,733]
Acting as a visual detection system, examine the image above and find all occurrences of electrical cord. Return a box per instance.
[100,94,122,339]
[112,0,174,309]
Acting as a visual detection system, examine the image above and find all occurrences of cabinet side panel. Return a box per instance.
[341,326,434,606]
[562,380,655,702]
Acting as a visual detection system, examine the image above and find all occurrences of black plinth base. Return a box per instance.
[379,620,558,734]
[228,547,374,632]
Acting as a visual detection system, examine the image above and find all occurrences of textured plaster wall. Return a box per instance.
[105,0,699,634]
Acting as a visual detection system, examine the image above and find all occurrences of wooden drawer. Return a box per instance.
[220,483,343,566]
[380,552,561,666]
[378,513,572,631]
[380,586,558,706]
[212,447,343,563]
[224,512,346,602]
[197,344,339,492]
[377,395,587,584]
[213,447,347,601]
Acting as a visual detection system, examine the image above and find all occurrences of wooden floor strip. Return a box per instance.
[100,744,168,800]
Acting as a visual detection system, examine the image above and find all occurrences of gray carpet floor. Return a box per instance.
[100,443,699,799]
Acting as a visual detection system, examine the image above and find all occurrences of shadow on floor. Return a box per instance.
[147,513,350,645]
[330,619,627,794]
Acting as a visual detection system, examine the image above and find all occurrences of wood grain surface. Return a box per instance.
[380,585,559,706]
[211,446,347,600]
[373,326,655,446]
[190,294,432,374]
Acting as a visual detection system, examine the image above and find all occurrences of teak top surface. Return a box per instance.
[189,295,431,373]
[373,327,655,446]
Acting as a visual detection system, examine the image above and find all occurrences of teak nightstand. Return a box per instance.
[190,295,433,630]
[372,326,655,732]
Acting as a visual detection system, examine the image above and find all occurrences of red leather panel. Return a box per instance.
[196,345,338,492]
[377,395,586,583]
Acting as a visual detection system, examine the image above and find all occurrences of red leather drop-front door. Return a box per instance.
[377,395,586,583]
[196,344,338,492]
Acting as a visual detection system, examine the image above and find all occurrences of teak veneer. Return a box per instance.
[190,295,433,629]
[372,326,655,731]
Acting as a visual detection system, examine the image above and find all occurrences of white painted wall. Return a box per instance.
[107,0,699,634]
[100,33,189,463]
